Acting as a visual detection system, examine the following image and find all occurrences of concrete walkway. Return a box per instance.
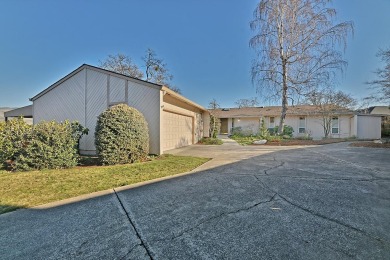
[166,135,308,171]
[1,142,389,259]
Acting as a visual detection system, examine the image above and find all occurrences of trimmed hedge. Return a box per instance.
[0,118,87,171]
[95,104,149,165]
[0,118,32,169]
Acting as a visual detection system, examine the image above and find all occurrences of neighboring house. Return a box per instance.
[210,105,382,139]
[1,106,33,124]
[16,64,209,155]
[0,107,13,122]
[3,105,33,124]
[361,106,390,136]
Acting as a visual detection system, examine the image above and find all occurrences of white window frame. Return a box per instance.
[298,117,306,134]
[269,117,275,128]
[331,117,339,134]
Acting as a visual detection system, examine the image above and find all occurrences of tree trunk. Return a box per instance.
[323,117,329,139]
[278,59,288,135]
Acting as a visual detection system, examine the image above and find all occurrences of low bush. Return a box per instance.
[267,135,283,142]
[198,137,223,145]
[295,133,313,140]
[0,119,87,171]
[15,121,87,171]
[273,125,294,137]
[95,104,149,165]
[0,118,32,169]
[230,127,243,136]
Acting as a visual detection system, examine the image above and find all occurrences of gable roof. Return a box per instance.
[4,105,33,118]
[30,64,163,101]
[367,106,390,115]
[210,105,354,118]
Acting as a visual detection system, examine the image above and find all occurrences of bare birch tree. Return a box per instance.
[306,88,356,138]
[365,47,390,103]
[250,0,353,134]
[99,54,144,79]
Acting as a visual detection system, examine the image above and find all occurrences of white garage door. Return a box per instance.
[162,111,193,151]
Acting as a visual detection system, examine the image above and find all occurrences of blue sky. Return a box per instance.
[0,0,389,108]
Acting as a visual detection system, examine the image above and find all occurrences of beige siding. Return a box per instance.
[227,115,355,139]
[162,94,203,152]
[109,76,126,104]
[127,80,161,154]
[235,117,260,135]
[162,111,193,151]
[32,66,162,155]
[33,69,86,125]
[356,115,381,139]
[202,112,210,137]
[83,69,109,153]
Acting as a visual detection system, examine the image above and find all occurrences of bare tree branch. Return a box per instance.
[365,47,390,103]
[250,0,353,134]
[99,54,144,79]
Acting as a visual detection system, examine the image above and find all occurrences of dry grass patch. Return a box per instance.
[349,142,390,149]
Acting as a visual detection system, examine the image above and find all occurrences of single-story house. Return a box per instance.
[3,105,33,124]
[0,107,13,122]
[360,106,390,136]
[210,106,382,139]
[8,64,210,155]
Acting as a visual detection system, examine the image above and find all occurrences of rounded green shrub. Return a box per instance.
[95,104,149,165]
[15,121,87,171]
[0,119,87,171]
[0,118,32,169]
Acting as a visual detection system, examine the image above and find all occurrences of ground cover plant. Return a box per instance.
[198,137,223,145]
[0,154,209,214]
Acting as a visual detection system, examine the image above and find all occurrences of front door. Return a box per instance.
[220,118,228,134]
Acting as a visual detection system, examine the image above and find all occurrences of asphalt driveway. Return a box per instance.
[1,141,389,259]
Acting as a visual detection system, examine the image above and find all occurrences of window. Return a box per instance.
[331,117,339,134]
[299,117,306,133]
[232,118,235,128]
[269,117,275,128]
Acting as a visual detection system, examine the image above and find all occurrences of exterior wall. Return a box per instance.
[163,94,204,151]
[304,116,352,139]
[355,115,381,139]
[33,67,162,155]
[227,115,354,139]
[84,69,108,153]
[227,118,233,134]
[33,69,86,125]
[127,80,161,155]
[350,116,357,137]
[202,112,210,137]
[233,117,260,135]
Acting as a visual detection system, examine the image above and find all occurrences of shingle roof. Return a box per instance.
[209,105,354,118]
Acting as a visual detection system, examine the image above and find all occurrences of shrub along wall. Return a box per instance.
[0,118,87,171]
[95,104,149,165]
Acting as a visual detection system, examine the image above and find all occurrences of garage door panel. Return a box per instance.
[162,111,193,151]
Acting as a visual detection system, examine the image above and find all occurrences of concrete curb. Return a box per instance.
[1,162,212,216]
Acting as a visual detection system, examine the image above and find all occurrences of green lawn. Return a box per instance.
[0,155,209,214]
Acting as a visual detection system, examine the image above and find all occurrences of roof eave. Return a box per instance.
[162,86,207,112]
[30,64,164,102]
